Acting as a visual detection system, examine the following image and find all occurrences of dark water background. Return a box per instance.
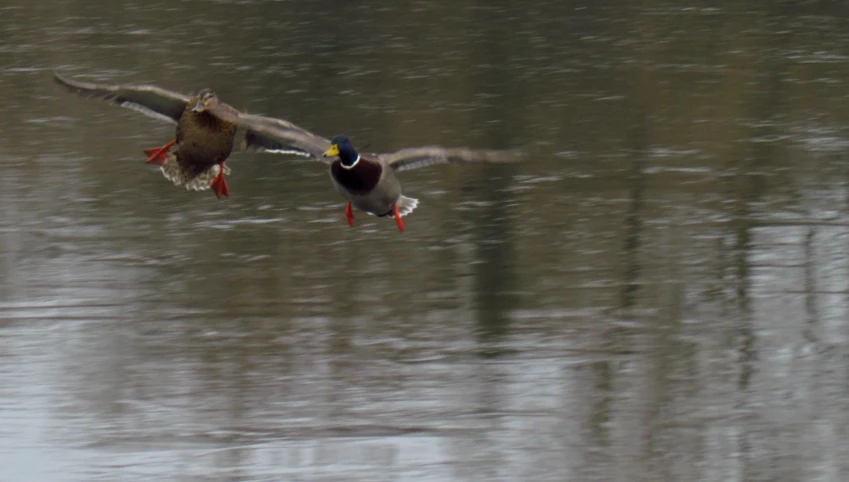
[4,1,849,480]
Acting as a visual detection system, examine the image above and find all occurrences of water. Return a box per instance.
[3,0,849,480]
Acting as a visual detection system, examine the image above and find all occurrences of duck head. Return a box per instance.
[323,135,360,167]
[192,89,219,112]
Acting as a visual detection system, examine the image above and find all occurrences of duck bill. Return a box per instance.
[191,100,205,112]
[323,144,339,157]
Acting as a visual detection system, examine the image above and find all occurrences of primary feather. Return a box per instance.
[382,146,521,172]
[54,73,190,124]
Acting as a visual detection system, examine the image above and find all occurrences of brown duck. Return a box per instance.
[228,118,519,231]
[54,73,326,198]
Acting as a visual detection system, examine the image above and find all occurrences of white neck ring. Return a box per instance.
[341,154,360,169]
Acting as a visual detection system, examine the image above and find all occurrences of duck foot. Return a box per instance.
[143,139,176,165]
[209,162,230,198]
[394,205,404,233]
[345,202,354,227]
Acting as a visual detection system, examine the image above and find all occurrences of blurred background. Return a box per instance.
[3,0,849,480]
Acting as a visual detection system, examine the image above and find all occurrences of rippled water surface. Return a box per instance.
[5,1,849,481]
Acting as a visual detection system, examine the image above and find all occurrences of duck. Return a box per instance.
[230,116,519,231]
[54,73,327,198]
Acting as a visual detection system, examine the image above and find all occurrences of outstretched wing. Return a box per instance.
[234,113,333,161]
[54,73,190,124]
[382,146,522,172]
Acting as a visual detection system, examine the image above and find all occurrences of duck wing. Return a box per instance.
[231,113,333,161]
[382,146,522,172]
[54,73,190,124]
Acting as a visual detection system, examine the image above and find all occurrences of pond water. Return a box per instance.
[3,1,849,480]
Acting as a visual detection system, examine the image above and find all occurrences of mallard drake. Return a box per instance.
[321,135,518,231]
[229,115,518,231]
[54,73,326,198]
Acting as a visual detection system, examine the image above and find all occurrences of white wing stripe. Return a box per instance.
[257,148,314,157]
[391,156,449,172]
[119,101,179,125]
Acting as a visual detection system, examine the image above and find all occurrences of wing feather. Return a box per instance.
[54,73,190,124]
[233,113,333,161]
[383,146,522,172]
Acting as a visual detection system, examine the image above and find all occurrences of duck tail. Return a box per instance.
[160,149,230,191]
[395,195,419,217]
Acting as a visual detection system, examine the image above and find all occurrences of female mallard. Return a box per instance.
[54,73,326,198]
[229,116,518,231]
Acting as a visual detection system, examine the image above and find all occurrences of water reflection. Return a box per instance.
[5,0,849,481]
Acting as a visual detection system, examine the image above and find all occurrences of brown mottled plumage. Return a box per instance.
[54,73,326,198]
[163,92,238,196]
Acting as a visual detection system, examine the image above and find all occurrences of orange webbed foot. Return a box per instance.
[345,202,354,227]
[143,139,176,165]
[209,162,230,199]
[394,205,404,233]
